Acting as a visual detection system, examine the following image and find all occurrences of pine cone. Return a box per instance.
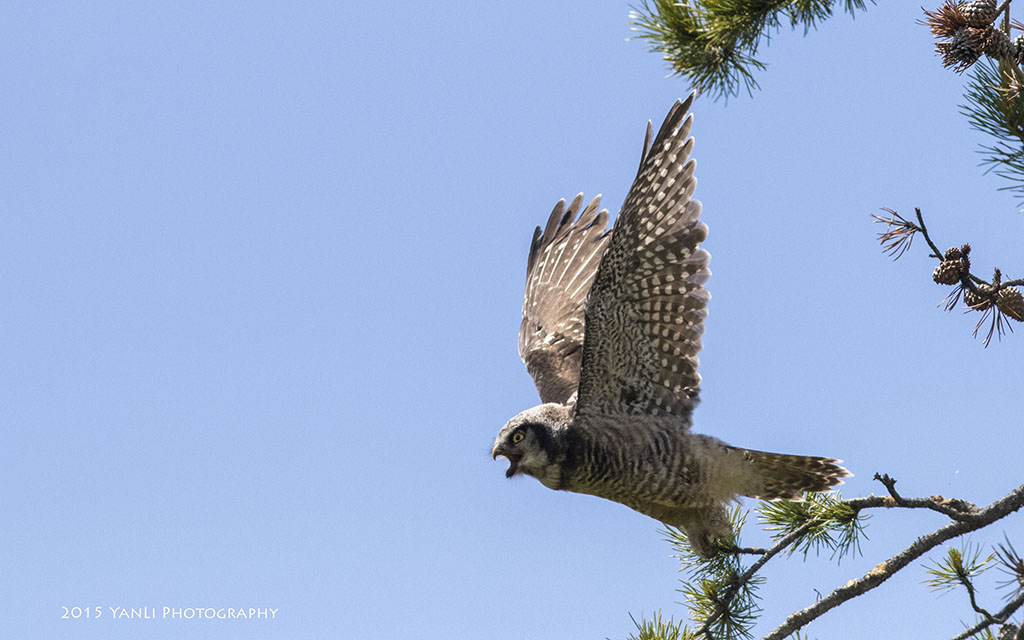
[964,284,995,310]
[933,260,963,285]
[940,27,985,71]
[997,287,1024,321]
[983,28,1014,61]
[944,246,963,261]
[1014,35,1024,64]
[960,0,998,28]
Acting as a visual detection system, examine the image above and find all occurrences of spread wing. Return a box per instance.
[576,94,710,420]
[518,194,611,404]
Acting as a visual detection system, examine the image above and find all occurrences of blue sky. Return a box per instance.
[3,2,1023,638]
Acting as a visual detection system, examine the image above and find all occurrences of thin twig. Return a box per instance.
[874,472,903,499]
[902,208,1021,295]
[846,494,982,522]
[950,590,1024,640]
[963,575,997,624]
[760,482,1024,640]
[724,545,768,556]
[867,473,982,521]
[915,207,944,259]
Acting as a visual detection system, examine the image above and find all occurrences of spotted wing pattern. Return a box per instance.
[519,194,612,404]
[576,94,710,420]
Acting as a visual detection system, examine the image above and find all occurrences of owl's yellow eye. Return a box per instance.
[512,431,525,443]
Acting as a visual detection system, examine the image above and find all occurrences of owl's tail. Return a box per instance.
[730,447,851,500]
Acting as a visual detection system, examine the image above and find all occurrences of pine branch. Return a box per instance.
[923,542,997,622]
[628,0,874,100]
[873,207,1024,346]
[872,472,984,521]
[665,508,765,638]
[692,520,816,637]
[922,2,1024,208]
[963,57,1024,208]
[642,479,1023,639]
[760,481,1024,640]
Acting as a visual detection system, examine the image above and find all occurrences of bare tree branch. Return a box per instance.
[760,482,1024,640]
[870,472,983,522]
[914,206,944,260]
[686,476,1017,638]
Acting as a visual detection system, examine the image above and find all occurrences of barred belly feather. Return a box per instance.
[566,414,742,509]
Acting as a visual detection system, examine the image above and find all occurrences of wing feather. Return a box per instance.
[518,194,612,404]
[576,94,711,420]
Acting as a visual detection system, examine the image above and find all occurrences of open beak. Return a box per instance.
[492,445,522,478]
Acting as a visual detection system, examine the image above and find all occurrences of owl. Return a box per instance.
[491,95,849,557]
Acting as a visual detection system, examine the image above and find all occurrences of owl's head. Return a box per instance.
[492,403,572,487]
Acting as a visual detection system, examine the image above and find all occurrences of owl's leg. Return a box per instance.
[664,505,732,559]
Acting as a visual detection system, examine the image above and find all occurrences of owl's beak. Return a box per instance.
[492,445,521,478]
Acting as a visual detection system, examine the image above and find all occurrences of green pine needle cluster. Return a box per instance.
[924,541,995,593]
[677,577,761,638]
[628,0,873,100]
[629,0,764,100]
[962,57,1024,209]
[757,492,867,560]
[663,508,764,638]
[625,498,868,639]
[625,611,698,640]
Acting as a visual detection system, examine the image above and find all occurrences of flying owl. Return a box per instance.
[491,95,849,557]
